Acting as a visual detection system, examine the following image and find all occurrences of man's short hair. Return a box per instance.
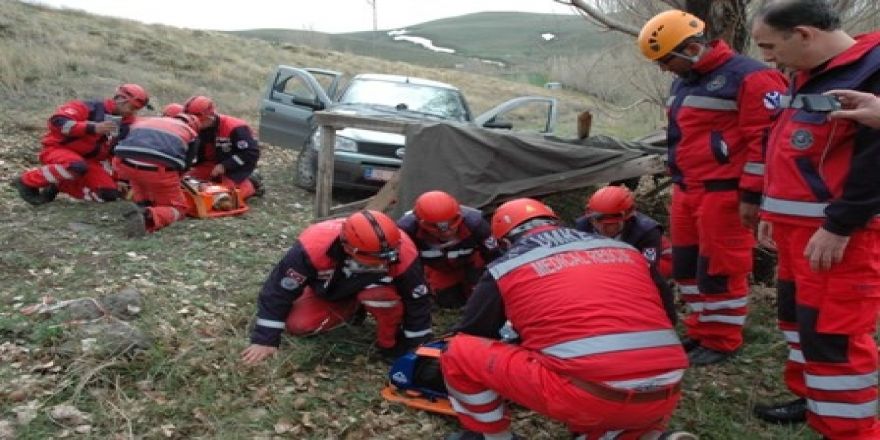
[756,0,841,32]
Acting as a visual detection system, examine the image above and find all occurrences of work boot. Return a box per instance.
[753,398,807,424]
[658,431,699,439]
[122,202,147,238]
[11,177,48,206]
[249,171,265,197]
[680,337,700,353]
[445,430,520,440]
[40,184,59,203]
[688,346,735,366]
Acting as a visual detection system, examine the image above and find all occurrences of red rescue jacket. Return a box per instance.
[41,98,134,161]
[666,40,787,203]
[194,114,260,183]
[113,117,199,171]
[250,219,432,347]
[762,32,880,235]
[455,226,686,382]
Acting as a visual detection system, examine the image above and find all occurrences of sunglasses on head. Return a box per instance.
[346,247,399,266]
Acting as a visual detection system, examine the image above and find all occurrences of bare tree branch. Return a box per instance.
[562,0,642,36]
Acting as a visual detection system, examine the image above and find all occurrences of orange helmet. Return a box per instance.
[586,185,635,224]
[491,198,558,241]
[340,210,401,265]
[414,191,462,238]
[183,95,215,117]
[162,103,184,117]
[638,10,705,61]
[174,113,201,133]
[115,83,150,110]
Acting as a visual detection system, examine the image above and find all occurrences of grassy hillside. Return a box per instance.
[346,12,613,66]
[0,1,816,439]
[233,12,612,71]
[231,28,476,69]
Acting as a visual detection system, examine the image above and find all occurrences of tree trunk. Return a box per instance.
[684,0,750,52]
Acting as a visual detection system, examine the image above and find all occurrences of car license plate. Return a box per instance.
[364,167,396,182]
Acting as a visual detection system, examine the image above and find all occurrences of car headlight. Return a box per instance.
[311,130,358,152]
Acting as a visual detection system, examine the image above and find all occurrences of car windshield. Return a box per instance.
[340,79,468,121]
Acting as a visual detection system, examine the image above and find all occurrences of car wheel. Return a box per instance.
[294,145,318,192]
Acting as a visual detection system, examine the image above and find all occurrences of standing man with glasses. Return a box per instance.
[637,10,788,365]
[750,1,880,437]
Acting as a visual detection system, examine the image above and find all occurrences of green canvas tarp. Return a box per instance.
[392,122,666,217]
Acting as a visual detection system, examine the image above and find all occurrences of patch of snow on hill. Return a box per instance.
[387,29,455,53]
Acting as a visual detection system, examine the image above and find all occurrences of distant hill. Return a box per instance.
[231,12,612,71]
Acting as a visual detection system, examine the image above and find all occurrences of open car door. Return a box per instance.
[258,66,341,148]
[474,96,558,135]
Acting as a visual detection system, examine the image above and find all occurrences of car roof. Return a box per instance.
[352,73,459,91]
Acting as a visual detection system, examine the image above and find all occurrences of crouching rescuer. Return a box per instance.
[440,198,691,440]
[241,210,433,365]
[112,114,201,236]
[13,84,151,205]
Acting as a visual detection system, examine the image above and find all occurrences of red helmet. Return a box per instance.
[414,191,462,238]
[491,198,558,241]
[162,103,184,117]
[586,185,635,224]
[341,210,401,265]
[174,113,201,133]
[115,83,150,110]
[183,95,215,117]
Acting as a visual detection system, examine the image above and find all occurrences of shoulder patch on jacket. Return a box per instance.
[763,91,782,110]
[280,268,307,290]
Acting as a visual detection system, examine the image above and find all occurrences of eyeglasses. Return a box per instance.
[655,51,692,66]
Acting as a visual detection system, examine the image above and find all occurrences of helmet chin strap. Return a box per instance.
[686,44,706,64]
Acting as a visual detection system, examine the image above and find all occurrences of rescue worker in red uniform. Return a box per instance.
[112,114,201,237]
[12,84,151,205]
[182,95,263,198]
[574,185,673,279]
[396,191,498,308]
[638,10,788,365]
[440,198,691,440]
[240,210,432,365]
[749,2,880,437]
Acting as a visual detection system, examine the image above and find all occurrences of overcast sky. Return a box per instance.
[28,0,580,33]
